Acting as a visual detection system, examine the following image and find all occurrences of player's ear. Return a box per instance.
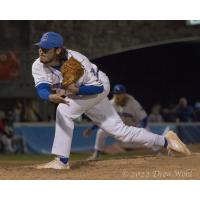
[55,48,62,55]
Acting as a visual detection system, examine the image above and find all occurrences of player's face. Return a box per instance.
[39,48,57,64]
[114,93,127,106]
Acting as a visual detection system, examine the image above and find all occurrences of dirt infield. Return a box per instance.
[0,145,200,180]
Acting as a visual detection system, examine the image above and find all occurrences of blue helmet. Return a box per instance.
[113,84,126,94]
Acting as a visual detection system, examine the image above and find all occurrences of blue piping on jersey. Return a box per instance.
[35,80,52,87]
[77,85,104,95]
[36,83,51,100]
[91,125,98,131]
[36,83,104,101]
[52,64,62,71]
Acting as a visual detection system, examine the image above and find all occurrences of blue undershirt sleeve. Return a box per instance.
[36,83,51,101]
[91,124,98,131]
[77,85,104,95]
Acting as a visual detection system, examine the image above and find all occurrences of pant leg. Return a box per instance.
[138,116,148,128]
[94,129,109,151]
[51,71,110,158]
[86,98,165,149]
[51,106,74,157]
[51,90,109,157]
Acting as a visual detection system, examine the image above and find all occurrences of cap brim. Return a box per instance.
[112,91,125,94]
[35,42,41,46]
[34,42,52,49]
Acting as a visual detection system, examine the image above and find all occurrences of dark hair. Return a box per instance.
[57,47,68,61]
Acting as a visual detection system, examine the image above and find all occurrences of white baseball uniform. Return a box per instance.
[111,94,147,126]
[32,49,165,157]
[95,94,148,151]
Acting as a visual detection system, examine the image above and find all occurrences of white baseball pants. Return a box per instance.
[52,72,165,157]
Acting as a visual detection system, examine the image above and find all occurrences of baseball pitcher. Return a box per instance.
[32,32,191,170]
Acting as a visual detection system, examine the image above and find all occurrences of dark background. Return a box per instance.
[1,20,200,114]
[93,41,200,111]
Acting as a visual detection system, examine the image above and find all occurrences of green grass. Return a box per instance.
[0,152,90,161]
[0,150,153,162]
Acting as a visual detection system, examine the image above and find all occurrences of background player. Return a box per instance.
[32,32,191,170]
[83,84,150,160]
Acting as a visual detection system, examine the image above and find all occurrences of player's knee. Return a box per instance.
[97,130,107,138]
[56,103,75,121]
[105,123,140,143]
[56,104,68,118]
[103,119,126,137]
[56,104,63,115]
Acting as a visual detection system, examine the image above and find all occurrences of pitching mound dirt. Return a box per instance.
[0,151,200,179]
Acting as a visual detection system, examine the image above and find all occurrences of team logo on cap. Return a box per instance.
[41,33,48,42]
[115,86,120,91]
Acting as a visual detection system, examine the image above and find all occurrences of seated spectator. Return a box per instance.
[13,101,24,122]
[176,97,195,122]
[0,111,6,153]
[24,100,42,122]
[148,104,163,122]
[194,102,200,122]
[162,104,177,122]
[0,51,20,80]
[0,111,27,153]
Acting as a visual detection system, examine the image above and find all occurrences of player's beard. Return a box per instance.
[115,96,127,106]
[40,56,55,64]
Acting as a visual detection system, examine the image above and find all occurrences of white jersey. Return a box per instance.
[32,49,103,95]
[110,94,147,126]
[31,47,166,159]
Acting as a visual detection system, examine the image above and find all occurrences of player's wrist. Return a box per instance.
[48,94,52,101]
[67,84,79,94]
[48,94,55,102]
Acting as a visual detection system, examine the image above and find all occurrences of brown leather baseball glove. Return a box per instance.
[61,57,84,88]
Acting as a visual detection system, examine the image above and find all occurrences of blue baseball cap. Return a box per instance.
[113,84,127,94]
[35,32,64,49]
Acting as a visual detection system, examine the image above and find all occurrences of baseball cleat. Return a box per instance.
[152,126,170,152]
[36,157,70,170]
[167,149,175,157]
[165,131,191,156]
[86,150,103,161]
[86,154,99,161]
